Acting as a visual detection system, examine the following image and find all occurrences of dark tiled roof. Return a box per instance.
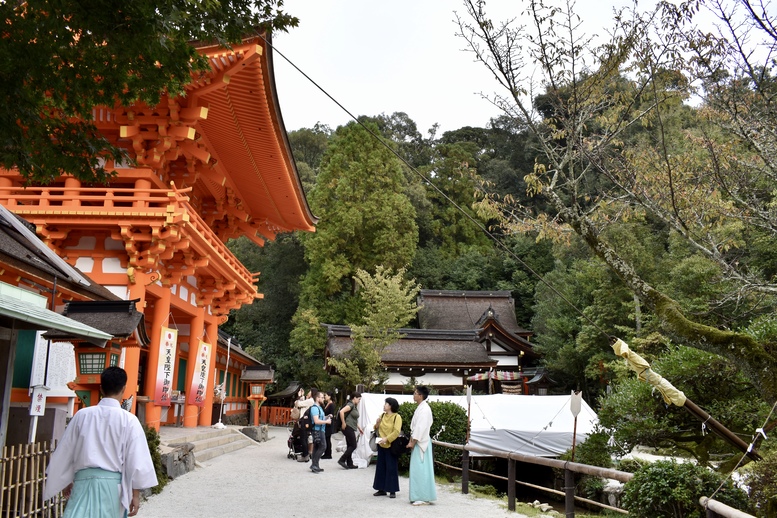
[43,299,148,344]
[0,208,118,301]
[325,326,497,367]
[217,330,262,365]
[266,381,303,401]
[241,365,274,382]
[417,290,530,336]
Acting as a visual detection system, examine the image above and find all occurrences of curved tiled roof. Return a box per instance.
[191,34,317,235]
[417,290,531,336]
[325,326,496,367]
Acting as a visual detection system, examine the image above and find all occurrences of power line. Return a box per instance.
[262,34,611,341]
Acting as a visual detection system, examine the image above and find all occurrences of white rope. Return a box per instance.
[706,398,777,504]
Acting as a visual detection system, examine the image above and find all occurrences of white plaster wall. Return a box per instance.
[386,372,463,387]
[102,257,125,274]
[497,357,519,366]
[106,286,129,299]
[74,257,94,273]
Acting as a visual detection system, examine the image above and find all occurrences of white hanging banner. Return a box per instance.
[154,327,178,406]
[189,341,212,408]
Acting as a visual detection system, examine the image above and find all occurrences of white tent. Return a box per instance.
[356,393,598,458]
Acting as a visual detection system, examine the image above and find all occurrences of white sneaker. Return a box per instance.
[411,501,428,506]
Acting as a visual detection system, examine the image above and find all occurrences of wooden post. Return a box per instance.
[565,467,575,517]
[507,458,516,511]
[684,399,760,461]
[461,449,469,494]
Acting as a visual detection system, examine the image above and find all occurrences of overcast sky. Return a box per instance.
[271,0,634,136]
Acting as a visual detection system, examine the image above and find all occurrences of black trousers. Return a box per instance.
[338,426,357,467]
[373,446,400,492]
[311,430,325,469]
[324,427,333,458]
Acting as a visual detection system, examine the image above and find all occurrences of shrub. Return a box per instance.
[622,460,750,517]
[740,443,777,517]
[396,400,468,471]
[616,457,647,474]
[144,426,169,494]
[557,428,613,502]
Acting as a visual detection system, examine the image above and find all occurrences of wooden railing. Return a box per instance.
[260,406,292,427]
[699,497,756,518]
[0,442,65,518]
[434,440,756,518]
[0,184,255,291]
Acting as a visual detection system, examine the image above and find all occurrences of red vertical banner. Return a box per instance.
[154,327,178,406]
[189,341,211,407]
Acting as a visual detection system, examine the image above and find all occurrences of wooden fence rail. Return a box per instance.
[260,406,292,427]
[433,440,755,518]
[0,442,64,518]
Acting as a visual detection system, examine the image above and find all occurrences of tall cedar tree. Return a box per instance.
[290,121,417,380]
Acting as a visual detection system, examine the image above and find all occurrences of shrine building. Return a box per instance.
[324,290,553,395]
[0,34,316,430]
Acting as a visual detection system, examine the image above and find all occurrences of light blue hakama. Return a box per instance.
[64,468,125,518]
[409,443,437,503]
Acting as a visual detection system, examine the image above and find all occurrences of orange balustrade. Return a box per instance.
[260,406,292,426]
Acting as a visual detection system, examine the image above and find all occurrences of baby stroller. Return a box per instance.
[287,420,306,460]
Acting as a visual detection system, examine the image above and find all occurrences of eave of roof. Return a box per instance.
[479,320,541,359]
[43,299,148,346]
[0,286,112,347]
[190,35,317,236]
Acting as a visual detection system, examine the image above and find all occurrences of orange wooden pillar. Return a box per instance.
[142,288,171,431]
[199,317,220,426]
[182,310,205,428]
[124,273,153,413]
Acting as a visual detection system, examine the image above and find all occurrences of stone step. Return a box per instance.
[162,427,255,464]
[193,436,254,463]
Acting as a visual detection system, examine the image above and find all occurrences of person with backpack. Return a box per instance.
[337,392,363,469]
[309,390,332,473]
[322,391,336,459]
[372,397,403,498]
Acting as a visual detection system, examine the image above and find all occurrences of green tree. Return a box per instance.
[457,0,777,404]
[0,0,297,184]
[225,234,308,388]
[287,124,332,175]
[598,344,768,467]
[290,121,418,384]
[328,267,420,390]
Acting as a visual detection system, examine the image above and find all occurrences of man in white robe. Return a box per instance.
[44,366,158,517]
[408,385,437,505]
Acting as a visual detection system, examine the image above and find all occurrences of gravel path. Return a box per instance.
[139,426,527,518]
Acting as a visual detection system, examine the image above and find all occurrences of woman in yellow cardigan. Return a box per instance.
[372,397,403,498]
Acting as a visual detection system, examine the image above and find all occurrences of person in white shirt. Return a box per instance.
[44,366,158,517]
[407,385,437,505]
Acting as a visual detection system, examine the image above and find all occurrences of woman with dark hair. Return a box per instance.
[372,397,402,498]
[408,385,436,505]
[337,392,363,469]
[322,391,336,459]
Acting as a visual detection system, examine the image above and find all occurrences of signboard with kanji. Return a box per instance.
[154,327,178,406]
